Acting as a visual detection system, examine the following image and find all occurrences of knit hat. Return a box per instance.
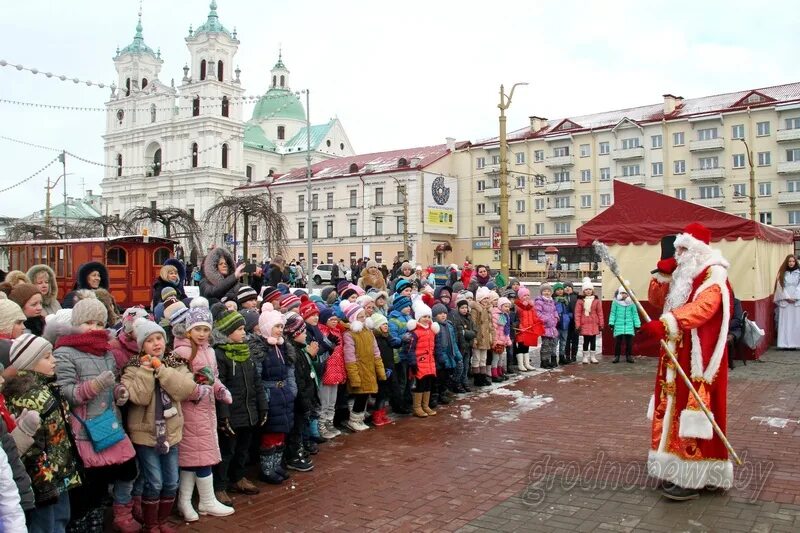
[319,306,337,326]
[539,283,552,294]
[284,312,307,338]
[581,277,594,292]
[133,318,166,351]
[277,283,291,295]
[165,300,189,326]
[310,294,324,305]
[340,286,358,301]
[9,283,40,310]
[393,279,412,294]
[413,299,432,320]
[280,294,301,312]
[160,286,177,302]
[121,307,149,334]
[352,284,366,297]
[392,295,412,313]
[370,313,388,330]
[0,299,26,335]
[240,309,260,333]
[451,281,464,293]
[400,261,413,272]
[552,282,565,292]
[212,303,245,336]
[71,297,108,326]
[458,290,474,301]
[237,285,258,306]
[356,295,374,308]
[368,290,388,303]
[321,287,338,305]
[258,302,285,341]
[475,286,492,302]
[563,281,574,288]
[336,280,351,294]
[431,303,449,317]
[497,297,511,309]
[298,295,319,320]
[456,296,470,309]
[260,286,281,304]
[185,299,212,331]
[517,286,530,299]
[9,333,53,370]
[366,259,378,269]
[343,303,364,323]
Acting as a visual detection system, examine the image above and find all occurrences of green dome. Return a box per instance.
[251,88,306,122]
[117,17,159,60]
[193,0,232,38]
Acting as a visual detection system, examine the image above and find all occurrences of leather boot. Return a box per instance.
[550,355,558,368]
[112,501,141,533]
[141,499,160,533]
[613,354,620,363]
[626,354,635,363]
[412,392,428,417]
[422,391,437,415]
[541,354,551,369]
[157,497,179,533]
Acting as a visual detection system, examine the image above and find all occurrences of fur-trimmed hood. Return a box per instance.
[202,247,235,288]
[74,261,109,290]
[26,264,58,303]
[3,370,50,399]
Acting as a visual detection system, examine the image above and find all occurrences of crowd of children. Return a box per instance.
[0,262,626,532]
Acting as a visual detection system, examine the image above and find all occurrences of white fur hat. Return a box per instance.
[497,297,511,309]
[258,302,285,344]
[413,298,432,320]
[475,286,492,302]
[581,277,594,292]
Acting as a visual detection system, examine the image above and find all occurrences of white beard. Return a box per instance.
[664,246,712,313]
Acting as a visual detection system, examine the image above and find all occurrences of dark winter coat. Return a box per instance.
[267,263,287,287]
[374,330,395,372]
[249,336,295,434]
[151,259,188,309]
[215,344,268,428]
[61,261,110,308]
[448,308,476,360]
[285,339,320,416]
[434,320,462,370]
[305,323,330,376]
[200,248,241,302]
[0,409,35,510]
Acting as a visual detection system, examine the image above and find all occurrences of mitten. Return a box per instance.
[114,384,130,406]
[15,408,40,437]
[215,386,233,404]
[218,418,236,437]
[656,257,678,275]
[194,384,213,401]
[327,334,339,346]
[193,367,215,386]
[90,370,116,394]
[639,319,666,341]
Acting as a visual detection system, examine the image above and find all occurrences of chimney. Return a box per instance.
[663,94,678,115]
[445,137,456,151]
[86,189,92,197]
[529,116,547,132]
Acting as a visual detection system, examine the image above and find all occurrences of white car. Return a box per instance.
[312,264,351,285]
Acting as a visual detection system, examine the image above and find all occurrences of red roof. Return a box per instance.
[576,181,793,246]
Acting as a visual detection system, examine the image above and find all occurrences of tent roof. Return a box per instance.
[576,181,793,245]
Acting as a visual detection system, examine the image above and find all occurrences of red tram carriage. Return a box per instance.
[2,235,177,309]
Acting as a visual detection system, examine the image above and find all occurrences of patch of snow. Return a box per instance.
[470,448,482,453]
[459,405,473,420]
[557,375,585,383]
[490,393,553,422]
[504,439,515,443]
[750,416,798,429]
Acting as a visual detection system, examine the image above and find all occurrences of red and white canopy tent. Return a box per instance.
[576,180,793,359]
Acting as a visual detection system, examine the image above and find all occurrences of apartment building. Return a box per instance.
[450,82,800,270]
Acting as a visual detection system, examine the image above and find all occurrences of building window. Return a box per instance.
[652,162,663,176]
[785,179,800,191]
[756,121,770,136]
[375,217,383,236]
[787,148,800,162]
[311,194,318,210]
[580,169,591,182]
[326,220,334,238]
[757,151,771,166]
[125,78,131,97]
[516,152,525,164]
[277,126,285,140]
[192,96,200,117]
[327,192,334,209]
[622,164,640,176]
[276,197,282,213]
[349,219,357,237]
[554,171,570,182]
[217,60,224,82]
[758,182,772,197]
[476,157,485,169]
[581,194,592,208]
[674,160,686,174]
[731,124,745,139]
[699,185,722,198]
[599,142,610,155]
[116,154,122,176]
[280,75,285,87]
[349,189,357,208]
[250,224,258,242]
[534,198,545,211]
[477,226,486,237]
[298,194,305,212]
[733,183,746,198]
[789,211,800,225]
[554,222,571,234]
[534,150,544,162]
[760,212,772,225]
[477,203,486,215]
[600,167,610,181]
[697,128,718,141]
[474,180,485,192]
[516,175,525,188]
[298,222,304,239]
[651,134,663,149]
[516,224,526,236]
[553,146,570,157]
[534,175,545,187]
[106,247,127,266]
[311,221,318,239]
[246,165,253,180]
[733,154,745,168]
[674,188,686,201]
[491,155,500,165]
[397,216,405,234]
[786,118,800,130]
[200,59,206,81]
[621,137,640,149]
[150,104,156,123]
[221,144,228,169]
[673,132,685,146]
[580,144,590,157]
[516,199,525,213]
[152,148,162,176]
[553,196,571,208]
[375,187,383,206]
[600,194,612,207]
[698,156,719,170]
[221,96,229,117]
[535,223,545,235]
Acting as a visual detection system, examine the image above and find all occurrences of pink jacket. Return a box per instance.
[575,296,604,336]
[109,330,139,370]
[174,338,223,468]
[491,308,512,346]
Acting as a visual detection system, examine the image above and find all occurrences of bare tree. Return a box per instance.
[124,206,202,251]
[5,222,62,241]
[72,215,136,238]
[204,195,287,260]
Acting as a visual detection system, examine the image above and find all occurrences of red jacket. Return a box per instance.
[407,322,438,379]
[515,300,543,347]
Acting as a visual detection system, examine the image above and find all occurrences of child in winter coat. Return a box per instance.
[248,303,294,485]
[513,287,541,372]
[300,297,336,441]
[490,297,513,382]
[317,307,345,438]
[53,298,138,533]
[553,283,573,365]
[5,334,81,533]
[575,277,604,364]
[172,299,234,521]
[369,314,396,426]
[342,303,386,431]
[387,295,414,414]
[122,319,200,533]
[534,284,560,369]
[406,300,439,417]
[563,282,580,363]
[110,307,150,370]
[469,287,495,387]
[211,305,268,505]
[0,361,36,521]
[432,303,462,404]
[283,313,320,471]
[448,296,475,392]
[608,286,640,363]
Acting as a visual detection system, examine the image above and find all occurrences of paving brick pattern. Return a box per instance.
[177,350,800,532]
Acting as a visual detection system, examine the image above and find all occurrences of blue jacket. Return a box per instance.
[248,336,295,434]
[554,298,571,331]
[388,310,412,364]
[434,320,462,370]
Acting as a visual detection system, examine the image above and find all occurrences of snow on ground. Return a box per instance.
[750,416,799,429]
[487,386,554,423]
[459,405,473,420]
[557,375,585,383]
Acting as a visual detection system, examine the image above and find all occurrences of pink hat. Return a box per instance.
[517,286,530,298]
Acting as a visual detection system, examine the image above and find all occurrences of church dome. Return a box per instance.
[251,88,306,122]
[116,16,160,60]
[192,0,232,38]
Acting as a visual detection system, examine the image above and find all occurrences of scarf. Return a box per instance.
[219,343,250,363]
[55,329,110,356]
[583,295,595,317]
[554,295,569,305]
[24,316,45,337]
[153,380,169,455]
[475,272,491,286]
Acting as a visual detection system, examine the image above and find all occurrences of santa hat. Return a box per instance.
[674,222,713,253]
[475,286,492,302]
[581,277,594,293]
[258,302,285,345]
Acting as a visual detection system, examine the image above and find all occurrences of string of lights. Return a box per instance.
[0,156,59,193]
[0,94,285,114]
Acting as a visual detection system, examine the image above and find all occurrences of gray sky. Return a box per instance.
[1,0,797,217]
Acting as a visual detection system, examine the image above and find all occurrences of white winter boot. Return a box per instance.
[177,470,199,522]
[581,351,590,364]
[196,473,234,517]
[523,352,536,371]
[344,411,369,432]
[590,350,599,364]
[516,353,528,372]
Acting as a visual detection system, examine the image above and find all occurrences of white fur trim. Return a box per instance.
[652,271,672,284]
[431,322,441,334]
[679,408,714,440]
[647,394,655,421]
[647,450,734,490]
[658,363,676,452]
[364,317,375,330]
[350,320,364,333]
[406,319,418,331]
[661,312,679,339]
[689,264,730,384]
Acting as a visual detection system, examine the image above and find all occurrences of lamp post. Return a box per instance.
[498,82,528,279]
[738,138,756,221]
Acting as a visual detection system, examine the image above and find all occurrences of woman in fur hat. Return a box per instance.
[200,248,245,303]
[358,260,387,292]
[61,262,109,309]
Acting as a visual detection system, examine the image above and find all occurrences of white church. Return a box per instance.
[100,1,354,256]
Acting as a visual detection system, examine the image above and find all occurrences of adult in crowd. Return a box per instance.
[460,261,474,288]
[473,265,492,288]
[3,271,29,288]
[390,262,417,292]
[61,261,109,309]
[26,264,61,316]
[267,256,288,287]
[152,259,188,310]
[773,254,800,349]
[200,247,245,303]
[358,260,387,292]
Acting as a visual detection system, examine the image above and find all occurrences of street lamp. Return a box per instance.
[498,82,528,280]
[737,138,757,221]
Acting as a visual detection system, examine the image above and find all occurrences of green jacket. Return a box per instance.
[608,300,641,336]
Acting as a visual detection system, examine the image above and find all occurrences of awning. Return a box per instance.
[509,237,578,248]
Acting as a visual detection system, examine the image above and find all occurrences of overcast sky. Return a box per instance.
[1,0,797,217]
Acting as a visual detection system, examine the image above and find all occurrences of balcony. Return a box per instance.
[484,164,500,174]
[692,196,725,209]
[484,211,500,222]
[611,146,645,160]
[689,137,725,152]
[545,180,575,193]
[546,206,576,218]
[778,161,800,174]
[544,155,575,167]
[777,129,800,143]
[778,191,800,205]
[483,187,501,198]
[690,167,727,182]
[613,174,645,186]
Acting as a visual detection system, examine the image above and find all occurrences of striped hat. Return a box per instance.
[212,303,245,336]
[10,333,53,370]
[237,285,258,306]
[283,312,307,338]
[280,294,301,312]
[165,300,189,326]
[299,295,319,320]
[260,286,281,304]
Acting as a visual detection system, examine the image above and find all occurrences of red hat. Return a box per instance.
[299,294,319,320]
[681,222,711,245]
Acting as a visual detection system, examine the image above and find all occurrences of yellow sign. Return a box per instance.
[427,208,455,229]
